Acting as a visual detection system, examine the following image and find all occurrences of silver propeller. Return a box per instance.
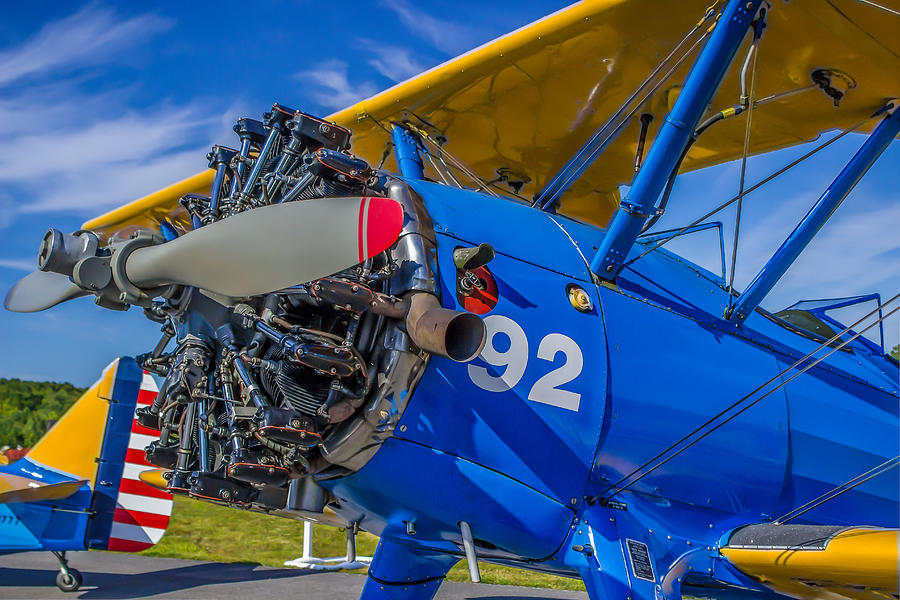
[124,196,403,297]
[4,270,89,313]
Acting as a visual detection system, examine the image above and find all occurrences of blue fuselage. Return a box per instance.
[323,181,899,573]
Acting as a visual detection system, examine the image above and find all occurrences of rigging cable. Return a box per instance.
[409,124,503,197]
[620,114,875,269]
[640,83,819,235]
[857,0,900,17]
[532,5,718,209]
[774,455,899,524]
[727,12,764,300]
[593,293,900,502]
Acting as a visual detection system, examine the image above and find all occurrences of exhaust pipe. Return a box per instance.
[405,293,486,362]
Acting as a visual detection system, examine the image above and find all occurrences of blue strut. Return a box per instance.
[590,0,763,280]
[391,125,424,180]
[727,104,900,325]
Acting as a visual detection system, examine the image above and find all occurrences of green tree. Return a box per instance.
[0,379,85,447]
[892,345,899,360]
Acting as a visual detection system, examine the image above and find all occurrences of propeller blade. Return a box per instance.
[125,196,403,297]
[4,270,89,313]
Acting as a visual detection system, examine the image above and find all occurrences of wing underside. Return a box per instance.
[82,0,900,237]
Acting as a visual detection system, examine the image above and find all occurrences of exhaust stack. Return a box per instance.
[405,293,485,363]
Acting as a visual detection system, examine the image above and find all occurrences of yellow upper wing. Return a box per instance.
[84,0,900,237]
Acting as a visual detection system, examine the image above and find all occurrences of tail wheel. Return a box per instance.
[56,568,82,592]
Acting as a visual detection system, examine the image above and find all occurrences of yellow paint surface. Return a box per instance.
[27,360,120,485]
[722,528,900,600]
[81,0,900,237]
[0,473,87,503]
[138,468,169,491]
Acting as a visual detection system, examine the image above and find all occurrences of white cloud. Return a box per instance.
[0,5,172,87]
[0,258,34,271]
[380,0,478,55]
[0,7,236,221]
[358,39,427,82]
[294,59,378,111]
[20,148,208,214]
[777,201,900,296]
[0,106,213,183]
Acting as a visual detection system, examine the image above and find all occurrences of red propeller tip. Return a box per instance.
[358,197,404,262]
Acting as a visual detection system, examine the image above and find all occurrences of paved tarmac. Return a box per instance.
[0,551,588,599]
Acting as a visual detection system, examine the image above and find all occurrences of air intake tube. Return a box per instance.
[404,293,486,362]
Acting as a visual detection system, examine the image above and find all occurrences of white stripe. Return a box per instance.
[116,492,173,516]
[141,373,158,391]
[361,197,369,258]
[121,463,153,482]
[109,521,167,544]
[127,433,157,450]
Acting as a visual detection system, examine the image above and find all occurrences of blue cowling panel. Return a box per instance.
[402,180,608,506]
[323,437,574,561]
[410,180,593,282]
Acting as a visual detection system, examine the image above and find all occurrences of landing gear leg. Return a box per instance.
[51,551,82,592]
[360,537,460,600]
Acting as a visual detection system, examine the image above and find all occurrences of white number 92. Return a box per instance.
[467,315,583,412]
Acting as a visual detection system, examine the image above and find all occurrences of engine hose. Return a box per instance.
[252,432,310,472]
[150,378,171,412]
[640,105,745,234]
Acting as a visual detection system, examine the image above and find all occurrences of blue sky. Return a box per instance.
[0,2,897,385]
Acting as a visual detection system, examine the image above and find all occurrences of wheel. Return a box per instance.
[56,568,82,592]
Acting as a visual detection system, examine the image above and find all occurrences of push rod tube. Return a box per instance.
[590,0,764,280]
[727,105,900,325]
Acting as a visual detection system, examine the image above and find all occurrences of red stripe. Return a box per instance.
[131,423,160,437]
[357,197,366,263]
[136,389,156,405]
[113,508,170,529]
[118,477,172,500]
[107,538,153,553]
[125,448,152,466]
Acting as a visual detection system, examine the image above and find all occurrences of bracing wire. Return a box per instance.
[411,128,503,198]
[774,455,899,524]
[594,293,900,501]
[619,116,872,270]
[533,9,716,209]
[727,34,761,300]
[857,0,900,17]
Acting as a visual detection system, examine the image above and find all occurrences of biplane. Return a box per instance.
[4,0,899,599]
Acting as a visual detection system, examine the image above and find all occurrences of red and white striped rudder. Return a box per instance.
[106,371,173,552]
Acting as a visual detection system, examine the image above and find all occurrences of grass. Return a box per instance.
[140,495,585,591]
